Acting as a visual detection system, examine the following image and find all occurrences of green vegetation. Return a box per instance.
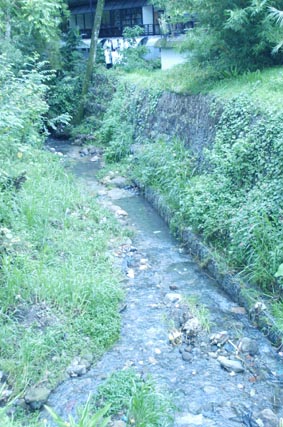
[0,30,125,427]
[2,0,283,425]
[152,0,283,73]
[97,64,283,329]
[93,369,174,427]
[46,398,111,427]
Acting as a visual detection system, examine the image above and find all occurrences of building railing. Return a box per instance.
[79,22,193,39]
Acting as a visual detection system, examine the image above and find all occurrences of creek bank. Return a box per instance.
[137,182,283,347]
[109,85,282,346]
[43,142,283,427]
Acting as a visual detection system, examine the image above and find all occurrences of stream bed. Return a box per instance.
[45,140,283,427]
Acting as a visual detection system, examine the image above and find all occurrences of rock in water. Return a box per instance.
[182,317,201,337]
[217,356,245,373]
[257,408,279,427]
[238,337,258,356]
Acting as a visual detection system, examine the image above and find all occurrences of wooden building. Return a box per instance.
[68,0,164,38]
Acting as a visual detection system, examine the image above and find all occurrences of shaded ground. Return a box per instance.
[44,141,283,427]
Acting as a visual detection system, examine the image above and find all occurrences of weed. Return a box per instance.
[93,369,141,415]
[93,370,175,427]
[45,396,111,427]
[182,296,211,333]
[128,378,175,427]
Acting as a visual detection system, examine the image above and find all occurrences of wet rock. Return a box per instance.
[164,293,182,303]
[182,317,201,337]
[223,341,236,353]
[256,408,279,427]
[175,413,204,426]
[108,189,132,201]
[25,386,51,410]
[110,176,129,188]
[182,351,193,362]
[238,337,259,356]
[210,331,229,347]
[208,352,218,359]
[217,356,245,373]
[169,284,179,290]
[188,401,202,415]
[79,148,89,157]
[168,329,182,345]
[230,306,247,315]
[90,155,99,162]
[66,356,91,377]
[88,146,100,155]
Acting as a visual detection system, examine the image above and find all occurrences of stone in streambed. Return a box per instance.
[217,356,245,373]
[66,356,91,377]
[256,408,279,427]
[238,337,258,356]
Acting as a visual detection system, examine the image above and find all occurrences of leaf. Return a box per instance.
[275,264,283,278]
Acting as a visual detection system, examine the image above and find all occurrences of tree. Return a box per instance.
[269,6,283,52]
[0,0,68,65]
[153,0,283,72]
[74,0,105,125]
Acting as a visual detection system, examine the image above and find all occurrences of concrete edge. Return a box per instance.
[136,181,283,347]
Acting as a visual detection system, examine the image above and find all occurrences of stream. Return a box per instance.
[45,140,283,427]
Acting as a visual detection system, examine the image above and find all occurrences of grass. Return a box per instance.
[0,146,127,425]
[93,369,175,427]
[118,64,283,114]
[210,66,283,114]
[183,296,211,333]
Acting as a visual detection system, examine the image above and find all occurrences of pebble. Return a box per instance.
[182,317,201,337]
[210,331,229,346]
[182,351,193,362]
[66,356,91,377]
[164,293,182,303]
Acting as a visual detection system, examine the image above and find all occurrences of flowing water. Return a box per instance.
[44,140,283,427]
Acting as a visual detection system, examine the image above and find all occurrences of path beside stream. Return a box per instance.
[45,140,283,427]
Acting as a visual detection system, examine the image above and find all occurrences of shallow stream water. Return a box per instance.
[45,140,283,427]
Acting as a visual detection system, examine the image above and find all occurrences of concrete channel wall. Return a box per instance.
[130,90,282,346]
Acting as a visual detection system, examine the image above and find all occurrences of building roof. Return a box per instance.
[69,0,149,10]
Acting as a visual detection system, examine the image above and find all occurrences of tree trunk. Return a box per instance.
[73,0,105,125]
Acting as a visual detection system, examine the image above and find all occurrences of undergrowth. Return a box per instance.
[101,83,283,302]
